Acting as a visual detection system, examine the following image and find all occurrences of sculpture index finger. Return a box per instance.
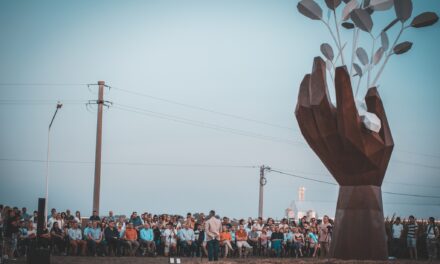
[335,66,364,151]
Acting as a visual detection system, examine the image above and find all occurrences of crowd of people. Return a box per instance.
[0,204,439,262]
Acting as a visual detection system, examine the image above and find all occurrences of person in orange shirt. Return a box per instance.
[220,225,233,258]
[236,224,252,257]
[123,223,140,256]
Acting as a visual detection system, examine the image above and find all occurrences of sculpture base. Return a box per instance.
[330,185,388,260]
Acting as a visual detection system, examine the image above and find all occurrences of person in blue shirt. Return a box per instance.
[178,223,196,257]
[140,223,156,256]
[87,221,104,256]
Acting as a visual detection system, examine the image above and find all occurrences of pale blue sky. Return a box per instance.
[0,0,439,219]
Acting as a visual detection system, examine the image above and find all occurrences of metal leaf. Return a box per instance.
[363,0,371,8]
[342,0,359,21]
[325,0,342,10]
[383,18,399,32]
[356,47,369,65]
[341,22,355,29]
[366,7,375,15]
[394,0,412,22]
[393,41,413,55]
[370,0,394,11]
[351,8,373,32]
[373,47,384,65]
[320,43,334,61]
[381,31,389,51]
[297,0,323,20]
[411,12,439,28]
[353,63,363,77]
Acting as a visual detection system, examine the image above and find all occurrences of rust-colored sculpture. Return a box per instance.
[295,0,438,260]
[295,57,392,259]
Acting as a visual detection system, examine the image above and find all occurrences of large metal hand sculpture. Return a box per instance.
[295,57,393,260]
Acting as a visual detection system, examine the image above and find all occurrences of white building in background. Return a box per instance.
[285,186,317,221]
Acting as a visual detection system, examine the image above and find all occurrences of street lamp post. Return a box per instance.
[45,102,62,225]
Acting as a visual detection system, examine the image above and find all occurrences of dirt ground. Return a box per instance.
[12,256,440,264]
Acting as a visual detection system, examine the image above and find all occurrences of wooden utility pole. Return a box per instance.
[93,80,105,214]
[258,165,270,218]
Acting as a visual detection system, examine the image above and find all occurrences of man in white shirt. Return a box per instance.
[205,210,222,261]
[163,223,176,257]
[391,217,403,258]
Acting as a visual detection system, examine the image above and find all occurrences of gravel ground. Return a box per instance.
[11,256,440,264]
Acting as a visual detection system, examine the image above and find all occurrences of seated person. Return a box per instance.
[270,226,284,257]
[220,225,233,258]
[123,223,140,256]
[163,223,177,257]
[87,221,104,256]
[140,223,156,256]
[104,220,123,256]
[68,221,86,256]
[236,224,252,257]
[292,227,305,257]
[50,221,66,255]
[247,226,259,255]
[178,223,196,257]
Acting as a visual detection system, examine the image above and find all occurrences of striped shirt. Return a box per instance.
[407,223,418,238]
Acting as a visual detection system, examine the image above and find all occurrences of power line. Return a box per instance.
[270,167,440,189]
[268,168,440,199]
[0,100,88,105]
[111,86,298,132]
[113,103,304,146]
[0,158,257,169]
[0,83,87,87]
[392,159,440,170]
[114,103,440,170]
[302,199,440,207]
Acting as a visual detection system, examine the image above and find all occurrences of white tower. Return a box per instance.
[298,186,306,201]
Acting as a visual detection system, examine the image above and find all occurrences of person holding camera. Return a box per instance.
[426,217,439,261]
[318,215,332,258]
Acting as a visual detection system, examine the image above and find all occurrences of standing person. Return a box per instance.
[406,215,418,260]
[391,217,403,258]
[204,210,222,261]
[318,215,332,258]
[3,209,19,261]
[426,217,439,261]
[0,204,3,241]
